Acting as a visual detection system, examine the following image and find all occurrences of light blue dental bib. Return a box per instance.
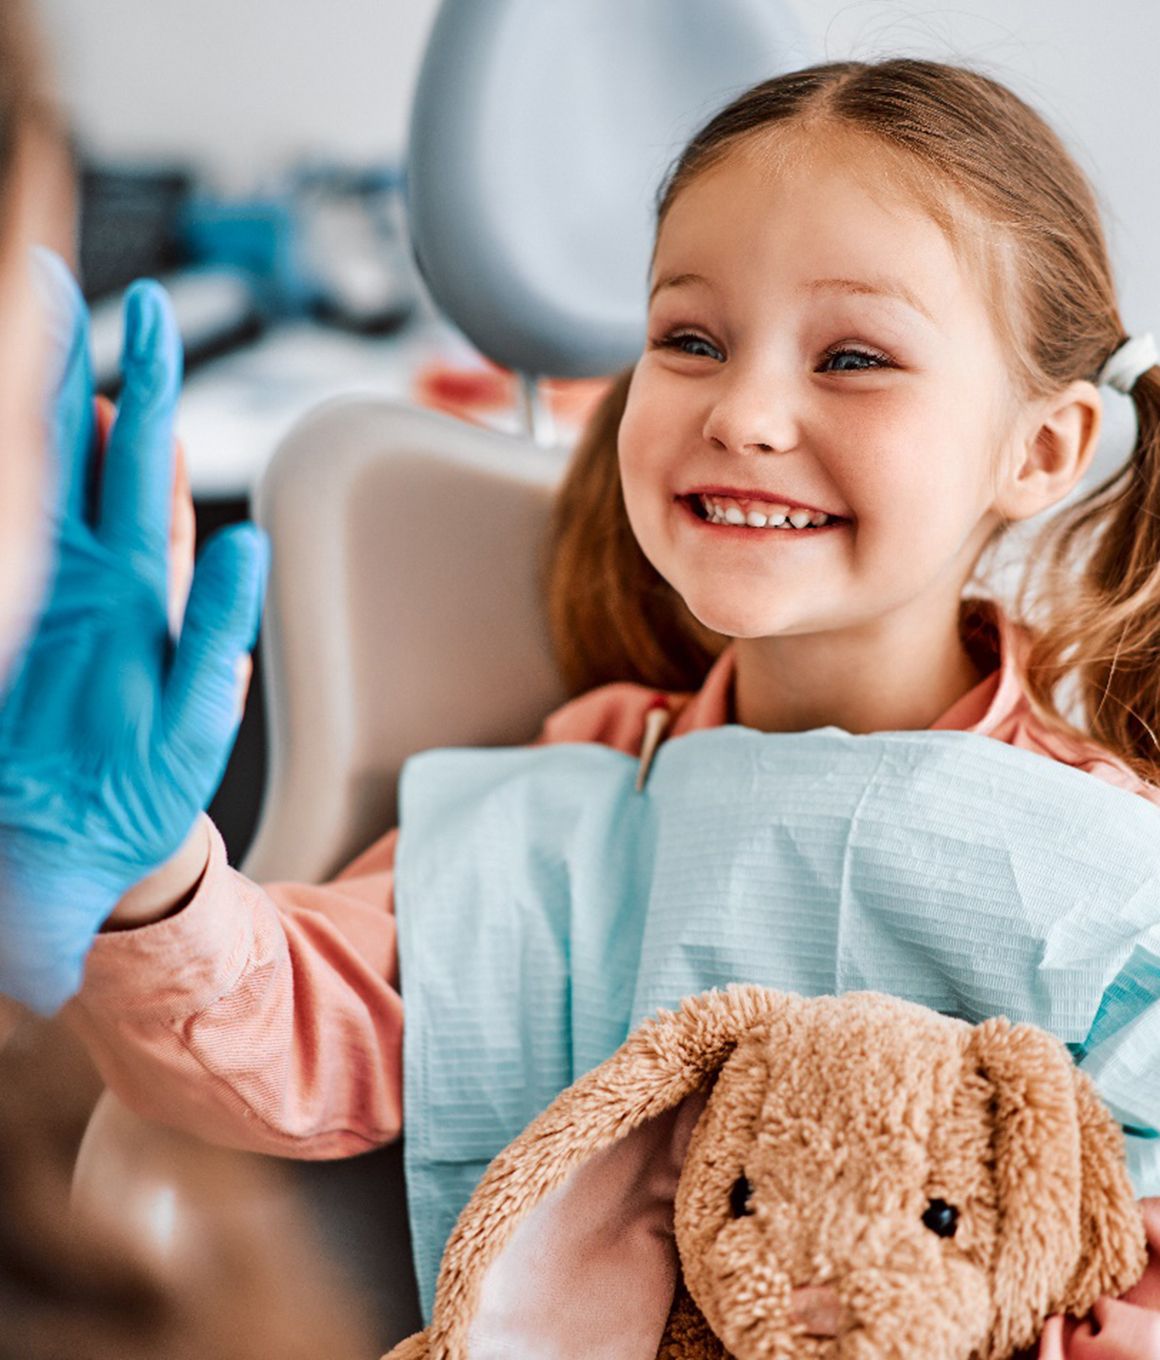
[395,726,1160,1323]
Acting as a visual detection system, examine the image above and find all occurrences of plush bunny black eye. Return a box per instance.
[729,1173,754,1218]
[922,1199,958,1238]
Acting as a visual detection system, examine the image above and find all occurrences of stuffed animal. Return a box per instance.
[384,986,1147,1360]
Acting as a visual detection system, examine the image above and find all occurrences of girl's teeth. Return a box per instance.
[697,494,834,529]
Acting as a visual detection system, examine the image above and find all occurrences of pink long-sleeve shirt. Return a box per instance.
[65,596,1160,1353]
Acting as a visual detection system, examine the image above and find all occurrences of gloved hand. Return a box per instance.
[0,251,269,1015]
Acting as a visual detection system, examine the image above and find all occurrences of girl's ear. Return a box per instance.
[423,984,795,1360]
[1054,1065,1148,1318]
[967,1016,1145,1359]
[993,378,1102,524]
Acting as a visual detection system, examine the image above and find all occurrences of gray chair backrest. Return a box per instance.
[245,396,569,883]
[407,0,813,377]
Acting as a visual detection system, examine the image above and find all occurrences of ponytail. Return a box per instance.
[1016,362,1160,785]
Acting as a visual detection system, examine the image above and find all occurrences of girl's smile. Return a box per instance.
[679,486,852,530]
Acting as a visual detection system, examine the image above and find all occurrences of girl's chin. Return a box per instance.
[682,601,797,641]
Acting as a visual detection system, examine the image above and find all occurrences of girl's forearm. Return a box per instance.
[68,819,405,1157]
[101,816,212,931]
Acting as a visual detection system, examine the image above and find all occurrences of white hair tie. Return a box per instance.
[1098,332,1158,393]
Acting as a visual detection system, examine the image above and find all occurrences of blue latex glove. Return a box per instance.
[0,251,269,1015]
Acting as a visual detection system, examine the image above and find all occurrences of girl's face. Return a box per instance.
[619,132,1025,642]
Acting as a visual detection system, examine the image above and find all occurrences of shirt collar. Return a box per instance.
[928,597,1029,735]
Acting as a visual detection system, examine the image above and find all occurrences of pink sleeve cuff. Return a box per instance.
[76,816,256,1022]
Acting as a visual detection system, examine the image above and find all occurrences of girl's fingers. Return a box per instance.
[95,394,195,637]
[169,436,195,636]
[1068,1298,1160,1359]
[97,280,184,606]
[162,524,268,789]
[234,653,254,720]
[32,247,96,526]
[1036,1315,1069,1359]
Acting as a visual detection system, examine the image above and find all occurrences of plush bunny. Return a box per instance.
[384,986,1147,1360]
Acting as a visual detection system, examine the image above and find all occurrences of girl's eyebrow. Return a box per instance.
[648,270,933,325]
[806,276,934,323]
[648,271,711,304]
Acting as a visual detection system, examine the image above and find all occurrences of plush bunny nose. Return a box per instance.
[788,1285,842,1336]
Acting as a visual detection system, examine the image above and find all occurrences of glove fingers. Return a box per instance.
[0,864,119,1015]
[31,247,96,526]
[97,280,184,606]
[162,524,268,793]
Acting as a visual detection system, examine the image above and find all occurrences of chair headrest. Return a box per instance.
[406,0,812,378]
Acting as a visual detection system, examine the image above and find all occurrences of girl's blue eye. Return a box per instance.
[820,346,892,373]
[656,332,724,361]
[654,334,894,371]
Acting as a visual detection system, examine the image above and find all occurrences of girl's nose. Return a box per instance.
[701,371,797,455]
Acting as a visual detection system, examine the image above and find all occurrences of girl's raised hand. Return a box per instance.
[93,392,196,640]
[0,252,269,1015]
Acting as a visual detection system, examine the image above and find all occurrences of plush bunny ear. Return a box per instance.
[967,1017,1147,1359]
[1053,1065,1148,1317]
[423,984,795,1360]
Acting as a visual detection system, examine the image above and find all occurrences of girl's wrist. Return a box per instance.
[101,816,212,932]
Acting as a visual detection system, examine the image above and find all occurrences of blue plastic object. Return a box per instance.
[0,252,268,1015]
[180,194,306,315]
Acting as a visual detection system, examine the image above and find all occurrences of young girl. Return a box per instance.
[7,56,1160,1356]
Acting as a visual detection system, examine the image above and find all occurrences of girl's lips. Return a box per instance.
[676,495,851,533]
[680,488,850,519]
[674,495,848,535]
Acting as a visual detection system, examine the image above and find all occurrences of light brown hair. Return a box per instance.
[545,58,1160,785]
[0,1,62,241]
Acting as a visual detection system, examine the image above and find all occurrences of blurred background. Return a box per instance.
[28,0,1160,865]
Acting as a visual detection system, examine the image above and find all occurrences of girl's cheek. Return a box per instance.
[616,391,656,479]
[621,370,689,457]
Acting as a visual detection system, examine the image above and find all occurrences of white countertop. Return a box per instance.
[175,313,570,500]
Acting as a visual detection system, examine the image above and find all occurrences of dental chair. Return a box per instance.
[71,0,812,1348]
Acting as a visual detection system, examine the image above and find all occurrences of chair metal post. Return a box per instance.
[519,371,556,448]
